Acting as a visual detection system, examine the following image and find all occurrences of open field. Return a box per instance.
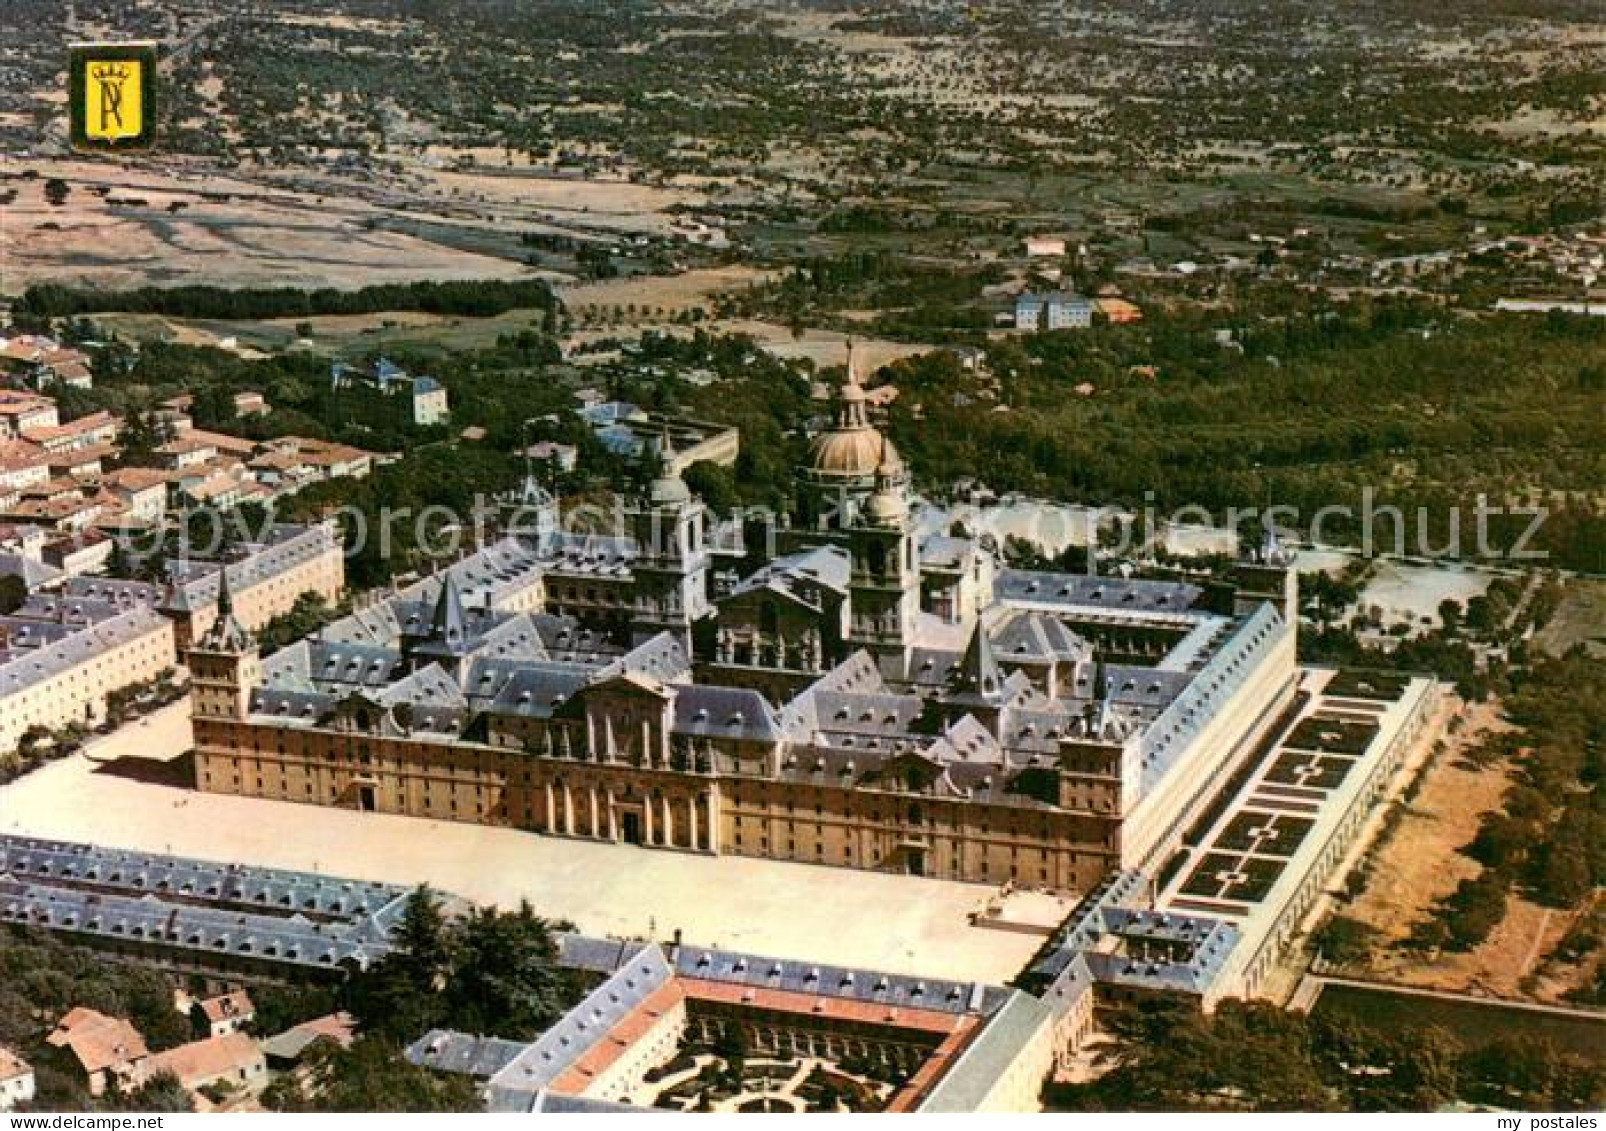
[1336,698,1588,1003]
[557,265,777,319]
[1,151,718,292]
[1356,561,1499,627]
[714,319,934,372]
[0,723,1041,985]
[1535,578,1606,658]
[91,306,560,358]
[0,158,543,291]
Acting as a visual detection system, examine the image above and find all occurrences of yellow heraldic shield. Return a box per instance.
[84,59,143,140]
[69,42,156,152]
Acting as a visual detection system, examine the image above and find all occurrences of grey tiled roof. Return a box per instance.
[0,836,413,973]
[914,991,1053,1112]
[471,659,592,718]
[673,685,781,743]
[406,1031,529,1079]
[164,525,338,613]
[996,569,1202,617]
[0,603,169,700]
[666,941,1003,1017]
[1023,868,1240,1002]
[484,943,674,1110]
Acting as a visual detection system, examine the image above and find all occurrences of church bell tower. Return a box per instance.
[187,565,260,722]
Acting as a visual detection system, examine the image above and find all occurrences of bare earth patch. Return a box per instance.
[1341,699,1586,1002]
[1535,578,1606,659]
[1,158,535,291]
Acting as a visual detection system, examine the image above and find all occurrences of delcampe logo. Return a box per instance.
[69,42,157,151]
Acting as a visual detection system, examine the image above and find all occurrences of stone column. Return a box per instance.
[588,788,600,838]
[687,795,701,852]
[562,782,574,835]
[661,794,675,847]
[703,787,720,854]
[643,798,655,846]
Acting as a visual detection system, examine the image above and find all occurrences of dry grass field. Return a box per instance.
[1339,698,1592,1003]
[1535,578,1606,659]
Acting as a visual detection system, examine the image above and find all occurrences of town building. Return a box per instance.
[0,1046,34,1111]
[145,1031,266,1095]
[248,436,375,491]
[0,588,176,753]
[0,390,59,441]
[0,335,93,390]
[20,411,119,455]
[1014,292,1094,331]
[1094,297,1144,324]
[196,990,255,1037]
[259,1014,355,1068]
[330,358,450,427]
[233,391,270,417]
[46,1008,150,1097]
[99,467,172,523]
[41,1002,266,1104]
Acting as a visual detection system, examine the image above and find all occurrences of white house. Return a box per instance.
[1014,292,1094,331]
[0,1046,34,1110]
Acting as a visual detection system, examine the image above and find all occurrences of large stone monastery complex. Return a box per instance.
[1,358,1440,1110]
[190,361,1305,893]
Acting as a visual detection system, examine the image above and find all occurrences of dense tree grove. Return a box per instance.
[877,304,1605,570]
[343,887,578,1045]
[1047,998,1604,1112]
[18,279,558,321]
[262,1036,480,1113]
[0,929,203,1110]
[1401,651,1606,953]
[255,592,347,653]
[263,888,577,1113]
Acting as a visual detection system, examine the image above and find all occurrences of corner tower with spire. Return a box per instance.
[1232,522,1298,628]
[188,564,261,722]
[626,427,711,648]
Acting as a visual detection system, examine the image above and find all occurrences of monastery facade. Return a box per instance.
[190,363,1300,895]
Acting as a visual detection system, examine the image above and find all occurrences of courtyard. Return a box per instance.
[0,709,1040,984]
[631,1051,894,1113]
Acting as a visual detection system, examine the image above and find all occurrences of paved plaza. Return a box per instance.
[0,710,1041,984]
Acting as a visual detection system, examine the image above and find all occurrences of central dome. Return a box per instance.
[808,427,900,479]
[806,348,901,480]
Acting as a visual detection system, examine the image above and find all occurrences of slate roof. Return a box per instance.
[673,685,781,743]
[913,991,1053,1113]
[406,1031,530,1078]
[1023,869,1240,1003]
[0,836,412,973]
[995,569,1202,619]
[481,943,674,1110]
[727,545,851,608]
[0,603,169,701]
[163,525,337,614]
